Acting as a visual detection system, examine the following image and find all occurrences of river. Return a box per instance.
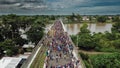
[46,23,112,35]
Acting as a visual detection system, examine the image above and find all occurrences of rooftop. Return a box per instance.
[0,57,22,68]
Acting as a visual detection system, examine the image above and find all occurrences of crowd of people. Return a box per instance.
[44,20,80,68]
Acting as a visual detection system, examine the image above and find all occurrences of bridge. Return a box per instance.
[21,20,85,68]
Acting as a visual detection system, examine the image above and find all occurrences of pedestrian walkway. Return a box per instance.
[44,20,81,68]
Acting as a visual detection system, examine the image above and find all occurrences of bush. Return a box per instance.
[6,49,13,56]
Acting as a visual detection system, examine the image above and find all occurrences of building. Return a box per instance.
[22,44,34,48]
[0,57,25,68]
[82,16,89,21]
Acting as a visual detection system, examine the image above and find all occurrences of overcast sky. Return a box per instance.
[0,0,120,15]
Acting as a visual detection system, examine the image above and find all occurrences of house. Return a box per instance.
[82,16,89,21]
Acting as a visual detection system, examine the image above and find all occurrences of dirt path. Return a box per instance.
[79,50,112,55]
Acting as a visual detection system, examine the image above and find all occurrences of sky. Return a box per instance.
[0,0,120,15]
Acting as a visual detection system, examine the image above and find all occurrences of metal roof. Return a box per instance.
[0,57,22,68]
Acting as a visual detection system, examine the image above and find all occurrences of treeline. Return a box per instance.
[64,13,120,23]
[71,20,120,52]
[1,13,119,24]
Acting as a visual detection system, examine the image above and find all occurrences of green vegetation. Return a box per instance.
[26,19,45,45]
[90,53,120,68]
[71,21,120,52]
[80,52,120,68]
[71,16,120,68]
[96,16,108,23]
[0,14,45,57]
[0,39,18,56]
[30,45,48,68]
[65,14,119,23]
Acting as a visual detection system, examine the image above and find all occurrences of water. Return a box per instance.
[46,23,112,35]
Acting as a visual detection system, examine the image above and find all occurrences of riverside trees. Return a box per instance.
[75,21,120,68]
[71,21,120,52]
[78,24,95,50]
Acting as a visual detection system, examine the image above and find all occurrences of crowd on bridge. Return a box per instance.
[44,20,80,68]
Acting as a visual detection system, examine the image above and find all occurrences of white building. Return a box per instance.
[22,44,34,48]
[0,57,25,68]
[82,16,89,21]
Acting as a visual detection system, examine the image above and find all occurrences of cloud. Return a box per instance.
[47,0,89,9]
[20,3,47,9]
[0,0,120,15]
[0,0,19,4]
[0,0,47,9]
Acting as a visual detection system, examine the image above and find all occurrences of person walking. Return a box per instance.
[56,54,59,62]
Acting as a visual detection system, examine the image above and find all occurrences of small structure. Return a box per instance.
[108,16,112,19]
[22,44,34,48]
[82,16,89,21]
[22,44,34,52]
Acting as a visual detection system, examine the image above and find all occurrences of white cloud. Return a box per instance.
[20,3,47,9]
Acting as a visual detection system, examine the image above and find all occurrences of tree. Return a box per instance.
[78,24,95,50]
[50,15,55,20]
[18,16,35,29]
[78,33,95,50]
[76,14,82,22]
[80,23,90,34]
[97,16,108,23]
[0,42,4,55]
[26,20,45,45]
[1,14,20,39]
[90,53,120,68]
[0,34,4,42]
[112,15,120,22]
[112,21,120,33]
[6,49,13,56]
[104,31,116,40]
[93,32,107,49]
[1,39,18,56]
[13,37,28,46]
[113,39,120,48]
